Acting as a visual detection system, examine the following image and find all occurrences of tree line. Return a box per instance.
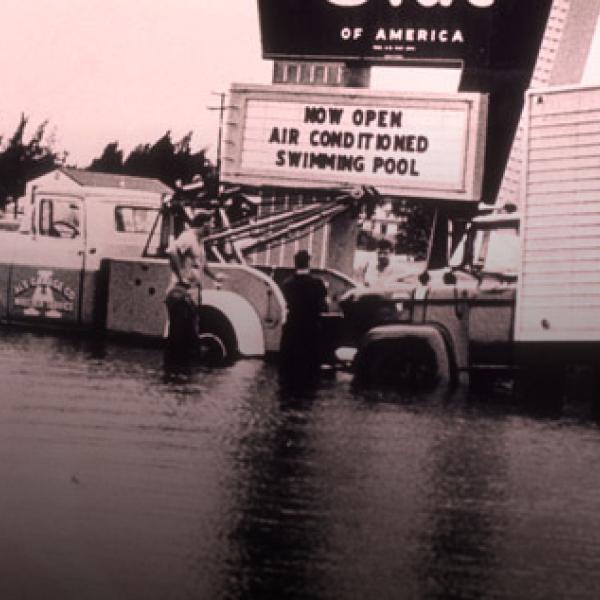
[0,116,215,212]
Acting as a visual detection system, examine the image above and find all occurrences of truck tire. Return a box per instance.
[194,333,229,365]
[355,337,439,391]
[195,306,238,366]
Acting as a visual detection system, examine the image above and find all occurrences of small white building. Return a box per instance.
[361,202,406,241]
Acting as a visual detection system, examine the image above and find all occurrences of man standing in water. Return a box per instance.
[279,250,329,380]
[165,210,224,363]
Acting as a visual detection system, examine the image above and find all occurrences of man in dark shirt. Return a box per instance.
[279,250,329,377]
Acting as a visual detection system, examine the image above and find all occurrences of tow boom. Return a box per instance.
[144,185,380,263]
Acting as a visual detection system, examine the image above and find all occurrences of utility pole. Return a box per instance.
[207,91,233,188]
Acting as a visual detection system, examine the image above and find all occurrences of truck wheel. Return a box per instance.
[194,333,228,365]
[195,307,238,366]
[357,338,439,391]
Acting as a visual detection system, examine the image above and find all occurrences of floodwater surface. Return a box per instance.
[1,330,600,600]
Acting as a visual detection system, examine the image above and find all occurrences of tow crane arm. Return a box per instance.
[143,185,381,263]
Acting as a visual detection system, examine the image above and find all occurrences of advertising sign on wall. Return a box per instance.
[257,0,497,65]
[222,84,487,201]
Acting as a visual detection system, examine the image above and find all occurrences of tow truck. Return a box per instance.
[0,166,364,363]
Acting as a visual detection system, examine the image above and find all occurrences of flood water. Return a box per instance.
[2,329,600,600]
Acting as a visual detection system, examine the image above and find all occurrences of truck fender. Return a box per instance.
[201,290,265,357]
[354,323,454,389]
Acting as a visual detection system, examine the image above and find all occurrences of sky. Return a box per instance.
[0,0,271,166]
[1,0,599,168]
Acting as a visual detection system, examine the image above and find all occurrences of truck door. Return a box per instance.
[9,195,86,325]
[467,223,519,366]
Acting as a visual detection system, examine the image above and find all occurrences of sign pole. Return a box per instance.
[207,92,232,189]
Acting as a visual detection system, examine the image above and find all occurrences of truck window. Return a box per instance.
[114,207,157,234]
[39,198,81,239]
[474,226,520,276]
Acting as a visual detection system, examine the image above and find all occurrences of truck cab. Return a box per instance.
[0,167,169,327]
[339,210,520,388]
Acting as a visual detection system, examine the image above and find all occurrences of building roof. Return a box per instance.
[60,167,172,195]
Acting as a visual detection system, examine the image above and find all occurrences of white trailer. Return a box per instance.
[510,83,600,399]
[516,84,600,346]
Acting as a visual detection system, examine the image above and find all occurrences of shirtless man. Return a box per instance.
[165,210,224,360]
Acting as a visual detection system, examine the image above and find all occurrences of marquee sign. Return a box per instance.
[257,0,497,65]
[222,84,487,201]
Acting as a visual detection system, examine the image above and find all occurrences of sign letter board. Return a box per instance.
[222,83,487,202]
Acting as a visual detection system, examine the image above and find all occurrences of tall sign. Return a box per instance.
[257,0,554,204]
[257,0,497,66]
[223,84,487,201]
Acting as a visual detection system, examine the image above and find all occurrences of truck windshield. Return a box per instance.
[473,226,520,277]
[449,221,520,277]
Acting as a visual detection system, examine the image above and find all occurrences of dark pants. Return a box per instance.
[165,284,199,364]
[279,320,323,378]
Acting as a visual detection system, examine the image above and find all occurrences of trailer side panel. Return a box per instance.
[516,85,600,342]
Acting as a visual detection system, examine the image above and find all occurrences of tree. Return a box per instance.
[0,114,58,210]
[394,199,435,260]
[121,142,152,176]
[88,130,214,192]
[89,142,123,172]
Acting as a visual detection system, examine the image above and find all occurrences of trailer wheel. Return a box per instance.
[357,337,439,391]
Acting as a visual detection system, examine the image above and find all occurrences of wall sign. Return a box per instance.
[12,269,76,318]
[223,84,487,201]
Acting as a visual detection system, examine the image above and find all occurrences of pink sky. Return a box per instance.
[0,0,271,166]
[1,0,599,168]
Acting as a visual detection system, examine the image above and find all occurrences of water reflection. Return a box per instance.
[2,330,600,599]
[224,363,327,599]
[418,406,507,600]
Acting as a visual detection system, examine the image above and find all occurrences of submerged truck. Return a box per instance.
[339,208,519,388]
[340,83,600,393]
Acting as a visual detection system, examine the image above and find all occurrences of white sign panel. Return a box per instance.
[223,84,487,201]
